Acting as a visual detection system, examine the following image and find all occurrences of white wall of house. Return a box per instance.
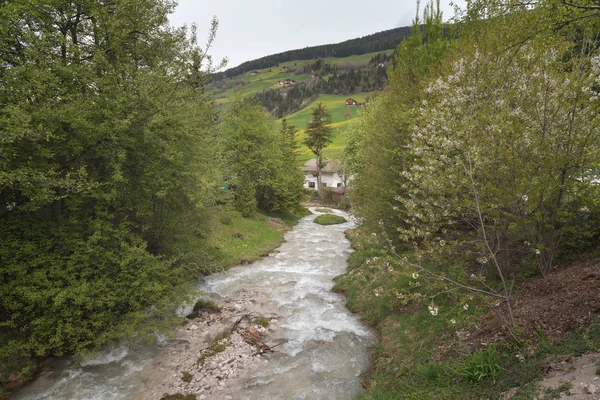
[303,172,345,189]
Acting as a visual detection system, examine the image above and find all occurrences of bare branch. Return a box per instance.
[563,0,600,10]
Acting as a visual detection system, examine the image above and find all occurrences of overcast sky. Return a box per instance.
[169,0,463,70]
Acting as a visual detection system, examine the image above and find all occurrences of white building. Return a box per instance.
[302,158,346,189]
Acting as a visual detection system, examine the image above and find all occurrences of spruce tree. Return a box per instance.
[303,103,334,193]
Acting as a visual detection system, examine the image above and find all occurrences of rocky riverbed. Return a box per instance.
[14,208,375,400]
[136,290,283,399]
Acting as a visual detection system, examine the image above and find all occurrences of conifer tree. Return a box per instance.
[303,103,334,193]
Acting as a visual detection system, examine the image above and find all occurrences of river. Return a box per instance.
[14,208,375,400]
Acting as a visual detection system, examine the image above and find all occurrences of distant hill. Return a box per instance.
[215,25,412,79]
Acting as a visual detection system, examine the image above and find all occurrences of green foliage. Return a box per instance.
[233,177,258,217]
[458,346,502,383]
[303,103,334,191]
[221,99,304,216]
[313,214,348,225]
[278,119,307,212]
[337,228,600,399]
[160,393,197,400]
[0,0,228,366]
[543,382,572,399]
[348,0,454,239]
[253,316,270,327]
[0,217,191,357]
[315,208,334,213]
[181,371,193,383]
[349,0,600,337]
[404,34,599,280]
[304,103,334,153]
[0,2,303,392]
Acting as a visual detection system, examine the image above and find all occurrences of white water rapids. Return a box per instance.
[14,208,375,399]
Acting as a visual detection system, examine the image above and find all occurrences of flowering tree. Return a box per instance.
[395,42,600,323]
[348,0,453,239]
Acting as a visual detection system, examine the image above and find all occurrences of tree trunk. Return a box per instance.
[316,151,323,199]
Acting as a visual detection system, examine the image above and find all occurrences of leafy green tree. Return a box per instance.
[342,120,366,182]
[403,14,600,276]
[303,103,334,191]
[401,45,599,324]
[279,118,306,210]
[221,99,303,216]
[0,0,222,361]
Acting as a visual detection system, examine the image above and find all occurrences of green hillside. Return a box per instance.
[280,93,370,163]
[215,68,312,108]
[213,50,391,107]
[212,50,390,162]
[215,25,410,77]
[283,93,370,130]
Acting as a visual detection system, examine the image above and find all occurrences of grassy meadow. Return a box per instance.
[216,69,312,109]
[283,93,369,163]
[203,208,309,267]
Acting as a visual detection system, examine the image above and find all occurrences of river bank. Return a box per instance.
[13,208,375,400]
[2,208,302,399]
[333,225,600,399]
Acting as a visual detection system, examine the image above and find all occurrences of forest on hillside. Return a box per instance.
[255,55,390,117]
[213,25,412,79]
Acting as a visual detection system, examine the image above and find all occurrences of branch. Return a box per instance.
[402,249,508,299]
[563,1,600,10]
[462,156,516,326]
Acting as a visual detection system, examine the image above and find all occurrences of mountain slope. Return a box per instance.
[213,25,411,79]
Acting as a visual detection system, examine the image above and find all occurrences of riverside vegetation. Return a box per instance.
[3,0,600,398]
[0,2,308,397]
[336,0,600,397]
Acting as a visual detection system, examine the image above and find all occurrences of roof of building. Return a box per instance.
[302,158,342,173]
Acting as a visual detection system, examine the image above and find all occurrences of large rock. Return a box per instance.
[586,384,597,394]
